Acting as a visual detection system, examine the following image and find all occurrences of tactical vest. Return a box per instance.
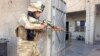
[15,25,42,41]
[15,26,35,41]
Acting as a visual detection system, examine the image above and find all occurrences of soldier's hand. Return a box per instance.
[40,24,47,30]
[51,26,60,31]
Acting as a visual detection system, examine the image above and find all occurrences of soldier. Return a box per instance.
[15,1,64,56]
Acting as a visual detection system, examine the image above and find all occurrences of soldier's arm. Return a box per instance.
[24,22,46,30]
[19,15,46,30]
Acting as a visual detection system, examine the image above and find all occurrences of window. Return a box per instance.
[75,20,85,32]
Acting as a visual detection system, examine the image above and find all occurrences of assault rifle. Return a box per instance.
[32,19,66,32]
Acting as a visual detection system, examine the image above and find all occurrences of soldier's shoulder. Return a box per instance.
[20,14,27,19]
[19,14,28,22]
[29,17,39,23]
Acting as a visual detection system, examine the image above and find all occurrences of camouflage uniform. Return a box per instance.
[16,2,45,56]
[17,38,40,56]
[16,15,41,56]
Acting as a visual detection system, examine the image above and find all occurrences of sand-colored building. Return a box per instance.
[67,0,100,44]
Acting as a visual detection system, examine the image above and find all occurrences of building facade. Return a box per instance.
[67,0,100,44]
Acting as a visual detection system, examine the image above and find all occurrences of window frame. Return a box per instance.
[75,20,86,32]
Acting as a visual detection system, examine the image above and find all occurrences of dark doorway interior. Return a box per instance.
[66,21,69,40]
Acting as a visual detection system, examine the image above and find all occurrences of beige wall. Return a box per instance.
[66,0,86,13]
[68,12,86,39]
[67,0,100,13]
[95,0,100,4]
[0,0,29,56]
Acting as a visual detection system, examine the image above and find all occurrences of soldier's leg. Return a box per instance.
[32,45,41,56]
[18,38,33,56]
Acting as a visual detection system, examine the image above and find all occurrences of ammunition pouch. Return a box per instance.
[15,26,36,41]
[27,29,36,41]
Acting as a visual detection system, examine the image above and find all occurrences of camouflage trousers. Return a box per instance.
[17,38,41,56]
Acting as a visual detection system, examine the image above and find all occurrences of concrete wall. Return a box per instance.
[66,0,86,13]
[0,0,29,56]
[66,0,100,13]
[95,7,100,41]
[95,0,100,4]
[68,12,86,39]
